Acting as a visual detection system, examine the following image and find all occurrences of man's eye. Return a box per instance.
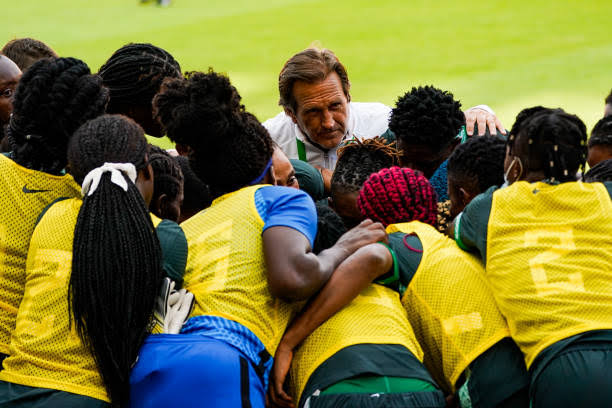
[2,89,13,98]
[288,176,297,186]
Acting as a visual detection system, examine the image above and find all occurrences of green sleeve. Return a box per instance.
[376,232,422,296]
[155,219,188,285]
[603,181,612,197]
[455,186,495,263]
[379,128,396,144]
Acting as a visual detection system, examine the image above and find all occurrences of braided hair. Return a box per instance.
[313,203,348,254]
[508,108,587,183]
[67,114,163,406]
[8,57,108,174]
[148,145,184,221]
[587,116,612,148]
[153,70,273,198]
[1,37,58,71]
[389,86,465,151]
[357,166,438,227]
[98,43,181,136]
[331,136,399,195]
[175,155,212,222]
[447,135,506,193]
[584,158,612,183]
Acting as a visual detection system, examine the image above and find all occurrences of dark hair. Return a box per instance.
[389,86,465,151]
[587,116,612,148]
[175,155,212,220]
[447,135,506,193]
[1,37,57,71]
[98,43,181,115]
[509,106,548,141]
[508,108,587,182]
[584,158,612,183]
[331,136,399,195]
[278,48,350,112]
[148,145,184,218]
[8,57,109,174]
[605,89,612,105]
[358,166,438,227]
[154,70,273,198]
[313,203,347,254]
[67,114,163,406]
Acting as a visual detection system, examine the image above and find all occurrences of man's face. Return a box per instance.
[0,56,22,125]
[272,148,299,188]
[287,72,348,150]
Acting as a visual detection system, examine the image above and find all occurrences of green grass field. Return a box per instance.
[5,0,612,148]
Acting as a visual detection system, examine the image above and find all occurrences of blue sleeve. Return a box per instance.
[255,186,318,248]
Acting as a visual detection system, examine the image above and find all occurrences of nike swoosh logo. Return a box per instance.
[22,186,52,194]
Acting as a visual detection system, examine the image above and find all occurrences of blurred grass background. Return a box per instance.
[4,0,611,148]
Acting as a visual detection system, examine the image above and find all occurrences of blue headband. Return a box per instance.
[249,158,273,185]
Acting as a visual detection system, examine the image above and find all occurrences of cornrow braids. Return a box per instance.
[67,114,163,407]
[175,155,212,221]
[357,166,438,227]
[588,116,612,148]
[98,43,181,135]
[389,85,465,151]
[507,106,548,156]
[1,37,58,71]
[331,136,399,195]
[584,158,612,183]
[313,203,348,254]
[148,145,184,219]
[510,108,587,183]
[447,135,506,193]
[153,70,273,198]
[8,57,109,174]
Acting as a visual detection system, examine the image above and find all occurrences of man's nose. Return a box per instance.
[321,109,335,129]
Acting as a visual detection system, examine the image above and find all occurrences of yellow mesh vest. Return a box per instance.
[181,185,300,354]
[0,198,109,402]
[387,221,509,393]
[290,283,424,400]
[487,181,612,368]
[0,155,80,355]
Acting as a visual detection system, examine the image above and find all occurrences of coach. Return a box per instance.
[264,48,504,186]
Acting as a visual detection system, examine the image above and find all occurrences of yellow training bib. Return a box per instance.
[388,221,509,392]
[487,181,612,367]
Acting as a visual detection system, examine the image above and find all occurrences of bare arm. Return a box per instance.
[263,219,388,302]
[267,243,393,407]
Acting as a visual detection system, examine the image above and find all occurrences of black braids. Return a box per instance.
[585,158,612,182]
[447,135,506,193]
[516,109,587,182]
[148,145,184,218]
[313,203,348,254]
[98,43,180,112]
[8,57,108,174]
[153,70,273,198]
[331,136,399,195]
[508,106,548,155]
[67,114,162,407]
[389,85,465,151]
[588,116,612,148]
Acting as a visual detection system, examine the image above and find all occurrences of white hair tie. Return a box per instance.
[81,162,137,197]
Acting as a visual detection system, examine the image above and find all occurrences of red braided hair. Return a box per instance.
[357,166,438,227]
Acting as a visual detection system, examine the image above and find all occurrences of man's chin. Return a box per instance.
[312,133,344,149]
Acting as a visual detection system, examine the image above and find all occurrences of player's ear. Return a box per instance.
[459,187,475,207]
[153,193,166,218]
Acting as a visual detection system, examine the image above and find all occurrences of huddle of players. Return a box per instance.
[0,38,610,408]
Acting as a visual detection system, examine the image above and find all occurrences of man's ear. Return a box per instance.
[284,107,298,125]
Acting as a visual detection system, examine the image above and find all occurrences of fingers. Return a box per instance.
[495,117,507,135]
[465,110,475,136]
[476,111,487,136]
[486,115,497,136]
